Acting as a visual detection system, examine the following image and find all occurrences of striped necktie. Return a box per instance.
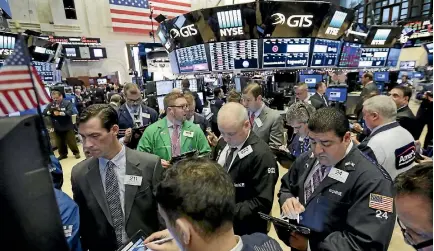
[105,161,124,247]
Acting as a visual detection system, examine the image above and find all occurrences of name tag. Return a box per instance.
[328,167,349,183]
[254,118,263,127]
[183,130,194,138]
[61,108,65,111]
[124,175,142,186]
[238,145,253,159]
[142,113,150,119]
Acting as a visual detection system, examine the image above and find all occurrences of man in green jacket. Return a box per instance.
[137,92,211,167]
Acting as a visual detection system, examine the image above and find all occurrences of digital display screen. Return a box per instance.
[386,48,401,67]
[338,42,362,67]
[358,48,390,67]
[175,79,198,92]
[398,71,414,79]
[425,43,433,54]
[156,81,174,96]
[374,72,389,82]
[209,39,259,71]
[262,38,311,68]
[32,61,55,82]
[311,39,341,67]
[326,87,347,103]
[93,48,103,57]
[176,44,209,73]
[299,74,322,88]
[413,72,424,79]
[400,61,416,70]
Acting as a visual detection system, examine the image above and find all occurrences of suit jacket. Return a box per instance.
[193,113,210,134]
[355,82,379,118]
[71,148,164,251]
[309,93,328,109]
[252,105,285,148]
[212,132,278,236]
[396,105,419,139]
[137,117,211,161]
[118,103,158,130]
[43,99,75,131]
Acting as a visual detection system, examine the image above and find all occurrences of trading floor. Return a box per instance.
[56,101,426,251]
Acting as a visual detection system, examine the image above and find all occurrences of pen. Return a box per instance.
[296,196,300,224]
[135,237,175,250]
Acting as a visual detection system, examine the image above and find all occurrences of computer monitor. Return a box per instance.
[157,96,165,110]
[197,92,204,104]
[374,72,389,82]
[299,75,323,89]
[156,80,173,96]
[326,87,347,103]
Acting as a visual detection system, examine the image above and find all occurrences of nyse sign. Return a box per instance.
[170,24,198,38]
[220,27,243,37]
[271,13,313,28]
[0,49,13,56]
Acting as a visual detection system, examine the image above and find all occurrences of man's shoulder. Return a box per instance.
[348,148,393,182]
[145,119,164,132]
[127,148,160,163]
[71,157,95,178]
[264,106,282,119]
[241,233,283,251]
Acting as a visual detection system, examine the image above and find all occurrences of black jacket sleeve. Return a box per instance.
[234,152,279,221]
[64,101,74,116]
[318,176,396,251]
[278,152,310,205]
[194,92,203,113]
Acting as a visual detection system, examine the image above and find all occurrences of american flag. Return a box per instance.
[109,0,191,34]
[0,37,51,116]
[369,193,394,213]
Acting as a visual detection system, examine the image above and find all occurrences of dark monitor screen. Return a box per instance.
[386,48,401,67]
[338,42,362,67]
[262,38,311,69]
[326,87,347,102]
[299,75,323,88]
[310,39,341,67]
[209,39,259,71]
[374,72,389,82]
[176,44,209,73]
[358,47,389,67]
[364,26,402,47]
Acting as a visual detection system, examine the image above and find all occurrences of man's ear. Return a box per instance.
[175,218,192,245]
[111,124,119,136]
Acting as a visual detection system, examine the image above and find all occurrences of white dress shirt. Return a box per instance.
[217,131,250,170]
[230,236,243,251]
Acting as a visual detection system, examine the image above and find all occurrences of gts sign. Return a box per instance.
[170,24,198,38]
[271,13,313,28]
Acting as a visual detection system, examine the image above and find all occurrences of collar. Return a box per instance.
[188,115,194,123]
[110,102,118,107]
[397,104,408,111]
[366,81,374,86]
[318,141,353,168]
[126,103,141,113]
[167,117,182,128]
[316,92,324,97]
[371,121,396,134]
[232,130,251,150]
[230,236,243,251]
[303,94,310,103]
[253,103,265,117]
[98,145,126,170]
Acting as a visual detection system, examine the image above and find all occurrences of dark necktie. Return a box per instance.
[224,147,237,171]
[300,137,310,153]
[304,164,329,202]
[105,161,124,247]
[249,113,255,127]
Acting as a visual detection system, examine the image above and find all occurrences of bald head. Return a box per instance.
[217,103,250,147]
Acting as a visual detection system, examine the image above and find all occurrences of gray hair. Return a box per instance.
[286,101,316,123]
[363,95,397,123]
[217,102,248,126]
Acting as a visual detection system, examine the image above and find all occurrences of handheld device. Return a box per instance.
[169,150,199,164]
[258,212,310,235]
[118,230,146,251]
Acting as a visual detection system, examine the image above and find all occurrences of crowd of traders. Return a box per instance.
[42,76,433,251]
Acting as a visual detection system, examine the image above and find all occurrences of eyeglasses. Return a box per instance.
[397,218,433,250]
[127,97,142,105]
[169,104,189,110]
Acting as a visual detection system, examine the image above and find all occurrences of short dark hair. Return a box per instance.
[308,107,350,138]
[243,83,262,98]
[78,104,118,131]
[394,161,433,201]
[393,86,412,100]
[181,79,190,89]
[227,90,241,103]
[315,82,325,91]
[51,90,62,97]
[156,158,235,238]
[363,72,374,81]
[123,83,140,95]
[213,87,222,97]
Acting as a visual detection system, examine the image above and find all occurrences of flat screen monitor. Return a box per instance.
[262,38,311,69]
[234,77,242,92]
[412,72,424,79]
[156,80,173,96]
[364,26,402,47]
[210,39,259,71]
[188,79,198,92]
[358,47,390,67]
[398,71,414,79]
[326,87,347,103]
[175,44,209,73]
[424,43,433,54]
[310,39,341,67]
[157,96,165,110]
[374,72,389,82]
[299,75,322,88]
[386,48,401,67]
[338,42,362,67]
[400,61,416,70]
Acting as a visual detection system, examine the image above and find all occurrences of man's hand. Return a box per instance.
[53,111,60,116]
[124,128,132,143]
[351,133,360,145]
[282,197,305,219]
[352,123,363,133]
[207,132,218,147]
[144,229,179,251]
[289,232,308,251]
[279,145,290,153]
[161,159,171,168]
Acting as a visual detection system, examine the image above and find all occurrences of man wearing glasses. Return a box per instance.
[395,162,433,251]
[137,92,210,168]
[118,83,158,148]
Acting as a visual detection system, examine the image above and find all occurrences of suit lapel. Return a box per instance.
[86,158,113,226]
[119,106,133,126]
[124,148,141,224]
[228,133,258,173]
[299,154,317,205]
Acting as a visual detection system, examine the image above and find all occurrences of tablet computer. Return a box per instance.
[258,212,310,235]
[118,230,146,251]
[170,150,198,164]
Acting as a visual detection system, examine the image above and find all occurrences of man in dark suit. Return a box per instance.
[185,92,210,135]
[118,83,158,148]
[211,102,279,236]
[72,104,164,251]
[309,81,329,109]
[210,87,225,137]
[181,79,203,113]
[390,86,419,139]
[355,72,378,119]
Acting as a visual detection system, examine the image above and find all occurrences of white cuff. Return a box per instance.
[307,240,311,251]
[60,112,65,116]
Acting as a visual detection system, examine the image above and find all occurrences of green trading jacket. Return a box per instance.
[137,117,211,161]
